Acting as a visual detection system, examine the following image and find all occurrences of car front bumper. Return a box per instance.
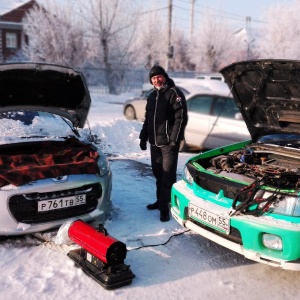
[171,180,300,271]
[0,172,112,236]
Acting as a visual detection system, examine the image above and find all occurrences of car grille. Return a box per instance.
[8,183,102,223]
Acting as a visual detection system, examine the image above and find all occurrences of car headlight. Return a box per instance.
[257,191,300,216]
[182,165,193,185]
[97,152,110,176]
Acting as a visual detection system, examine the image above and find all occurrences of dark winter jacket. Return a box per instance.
[139,78,188,146]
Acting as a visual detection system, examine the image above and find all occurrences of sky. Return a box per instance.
[174,0,296,30]
[0,0,296,32]
[0,1,299,298]
[0,89,300,300]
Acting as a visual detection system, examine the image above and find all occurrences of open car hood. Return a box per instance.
[220,59,300,141]
[0,63,91,128]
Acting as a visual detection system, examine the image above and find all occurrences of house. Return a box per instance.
[0,0,38,62]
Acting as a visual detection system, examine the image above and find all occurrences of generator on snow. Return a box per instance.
[66,220,135,290]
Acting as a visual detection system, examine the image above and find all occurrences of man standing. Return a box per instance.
[139,65,188,222]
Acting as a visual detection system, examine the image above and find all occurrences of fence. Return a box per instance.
[80,67,197,94]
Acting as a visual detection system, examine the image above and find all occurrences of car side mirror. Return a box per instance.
[87,134,101,144]
[235,112,243,120]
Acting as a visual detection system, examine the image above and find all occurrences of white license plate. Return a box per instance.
[37,194,86,212]
[188,203,230,234]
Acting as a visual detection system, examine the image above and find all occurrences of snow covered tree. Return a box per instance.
[132,3,196,72]
[189,11,244,72]
[131,3,167,70]
[257,2,300,59]
[78,0,140,94]
[168,28,195,71]
[22,0,88,68]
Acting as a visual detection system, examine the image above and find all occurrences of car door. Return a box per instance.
[185,95,213,147]
[204,96,251,148]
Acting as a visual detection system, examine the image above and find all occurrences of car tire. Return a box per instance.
[124,105,136,120]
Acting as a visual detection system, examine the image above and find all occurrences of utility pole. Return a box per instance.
[244,16,254,60]
[165,0,172,71]
[190,0,196,38]
[246,16,251,29]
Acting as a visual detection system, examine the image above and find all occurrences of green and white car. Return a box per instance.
[171,59,300,270]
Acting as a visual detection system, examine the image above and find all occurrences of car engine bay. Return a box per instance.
[205,144,300,190]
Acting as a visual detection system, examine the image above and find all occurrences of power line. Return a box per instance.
[138,6,169,15]
[173,1,267,24]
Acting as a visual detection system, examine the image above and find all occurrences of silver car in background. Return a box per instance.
[123,79,209,121]
[124,78,250,151]
[0,63,112,236]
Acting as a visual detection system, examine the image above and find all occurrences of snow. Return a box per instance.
[0,90,299,300]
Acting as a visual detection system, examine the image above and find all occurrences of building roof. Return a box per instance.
[0,1,29,16]
[0,0,38,22]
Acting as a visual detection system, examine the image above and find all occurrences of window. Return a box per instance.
[212,97,239,118]
[6,33,17,49]
[188,95,213,114]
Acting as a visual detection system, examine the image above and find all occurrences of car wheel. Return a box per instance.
[124,105,136,120]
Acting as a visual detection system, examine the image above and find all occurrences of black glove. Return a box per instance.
[169,140,177,147]
[140,140,147,150]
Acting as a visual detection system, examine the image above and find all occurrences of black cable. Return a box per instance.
[127,229,191,251]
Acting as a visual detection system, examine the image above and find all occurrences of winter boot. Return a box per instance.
[160,210,170,222]
[147,201,159,210]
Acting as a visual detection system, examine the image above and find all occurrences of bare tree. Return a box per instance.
[23,0,88,68]
[78,0,139,94]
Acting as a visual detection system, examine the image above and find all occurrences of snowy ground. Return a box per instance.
[1,92,300,300]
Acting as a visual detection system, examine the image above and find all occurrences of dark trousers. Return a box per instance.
[150,144,179,212]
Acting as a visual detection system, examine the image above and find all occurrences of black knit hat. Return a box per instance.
[149,65,169,84]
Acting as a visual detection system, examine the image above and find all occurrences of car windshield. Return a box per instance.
[0,111,76,143]
[257,133,300,148]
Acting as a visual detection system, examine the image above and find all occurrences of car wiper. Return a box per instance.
[19,135,74,139]
[61,117,80,136]
[20,135,48,138]
[260,139,300,149]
